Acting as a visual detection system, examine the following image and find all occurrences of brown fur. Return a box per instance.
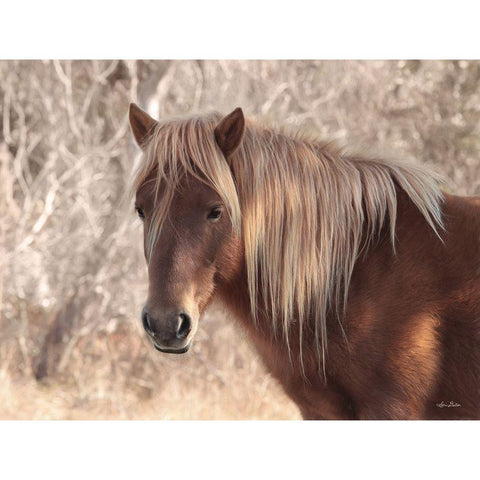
[215,192,480,419]
[129,104,480,419]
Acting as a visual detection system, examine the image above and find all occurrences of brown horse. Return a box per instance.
[128,103,480,420]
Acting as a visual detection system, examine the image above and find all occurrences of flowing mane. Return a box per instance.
[132,111,444,372]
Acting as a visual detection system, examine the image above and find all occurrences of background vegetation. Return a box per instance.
[1,60,479,419]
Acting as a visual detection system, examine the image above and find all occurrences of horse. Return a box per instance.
[128,103,480,420]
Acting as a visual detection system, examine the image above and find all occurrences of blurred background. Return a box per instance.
[0,60,479,419]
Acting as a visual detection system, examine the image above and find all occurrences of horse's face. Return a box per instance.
[129,104,245,354]
[135,172,241,353]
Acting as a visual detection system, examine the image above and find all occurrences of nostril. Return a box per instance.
[176,313,192,339]
[142,308,154,336]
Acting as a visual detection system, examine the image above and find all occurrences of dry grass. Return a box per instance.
[1,60,479,419]
[0,312,301,420]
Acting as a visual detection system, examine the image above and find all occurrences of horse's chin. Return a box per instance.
[153,341,191,354]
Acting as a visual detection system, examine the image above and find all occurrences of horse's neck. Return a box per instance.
[215,188,448,362]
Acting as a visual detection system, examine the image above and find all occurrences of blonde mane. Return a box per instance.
[133,112,444,373]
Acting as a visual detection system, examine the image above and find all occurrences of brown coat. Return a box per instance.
[219,192,480,419]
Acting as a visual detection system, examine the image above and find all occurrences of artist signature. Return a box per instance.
[436,401,461,408]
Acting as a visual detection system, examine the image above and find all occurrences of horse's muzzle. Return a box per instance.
[153,341,191,354]
[141,306,194,353]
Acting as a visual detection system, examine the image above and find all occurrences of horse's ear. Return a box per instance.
[214,107,245,158]
[129,103,158,148]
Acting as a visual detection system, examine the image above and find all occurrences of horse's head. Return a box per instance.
[129,104,245,353]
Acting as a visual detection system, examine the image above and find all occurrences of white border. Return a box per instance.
[1,0,479,58]
[0,421,477,479]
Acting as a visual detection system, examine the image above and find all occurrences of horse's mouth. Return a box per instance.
[153,341,191,354]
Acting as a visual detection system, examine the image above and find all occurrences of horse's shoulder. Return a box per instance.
[443,192,480,215]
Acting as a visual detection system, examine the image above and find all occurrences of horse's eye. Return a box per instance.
[207,206,222,221]
[135,206,145,220]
